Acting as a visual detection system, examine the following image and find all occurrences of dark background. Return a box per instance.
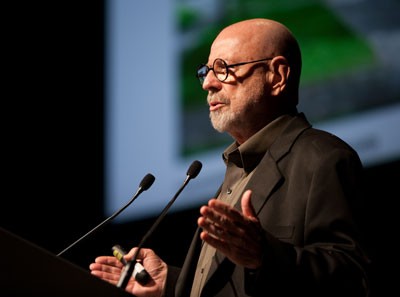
[1,2,398,296]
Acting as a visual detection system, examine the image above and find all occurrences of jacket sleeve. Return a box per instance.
[245,142,371,297]
[163,265,181,297]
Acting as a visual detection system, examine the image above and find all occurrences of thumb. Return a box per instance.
[241,189,257,218]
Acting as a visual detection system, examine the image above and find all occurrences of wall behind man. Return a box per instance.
[1,2,398,296]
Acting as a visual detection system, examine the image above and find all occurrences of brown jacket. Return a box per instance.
[168,113,370,297]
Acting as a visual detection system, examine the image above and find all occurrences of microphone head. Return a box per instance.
[140,173,155,191]
[187,160,202,179]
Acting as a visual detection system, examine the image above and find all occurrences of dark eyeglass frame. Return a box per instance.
[196,57,273,85]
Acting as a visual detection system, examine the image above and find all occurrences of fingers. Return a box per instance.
[241,190,256,218]
[198,208,248,248]
[89,248,168,296]
[198,195,249,247]
[89,256,124,284]
[95,255,124,267]
[198,190,264,268]
[199,190,254,232]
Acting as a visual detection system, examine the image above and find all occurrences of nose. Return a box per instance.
[202,70,222,91]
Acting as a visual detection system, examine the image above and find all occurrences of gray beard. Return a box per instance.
[209,109,238,133]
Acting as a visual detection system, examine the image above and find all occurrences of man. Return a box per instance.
[90,18,370,297]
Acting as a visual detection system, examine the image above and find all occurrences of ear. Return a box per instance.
[269,56,290,96]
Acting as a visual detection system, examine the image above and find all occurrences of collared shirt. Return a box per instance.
[189,114,294,297]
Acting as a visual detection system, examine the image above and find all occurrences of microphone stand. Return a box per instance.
[117,160,202,289]
[57,173,155,257]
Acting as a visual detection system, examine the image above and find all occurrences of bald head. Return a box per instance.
[215,20,288,53]
[212,18,302,105]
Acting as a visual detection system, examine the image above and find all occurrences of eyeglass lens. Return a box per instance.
[197,58,228,85]
[197,65,208,84]
[213,59,228,82]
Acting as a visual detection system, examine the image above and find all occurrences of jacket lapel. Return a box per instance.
[245,113,311,215]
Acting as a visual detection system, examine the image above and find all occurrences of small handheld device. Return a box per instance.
[112,244,150,285]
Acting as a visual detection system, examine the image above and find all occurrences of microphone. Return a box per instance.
[117,160,202,289]
[57,173,155,257]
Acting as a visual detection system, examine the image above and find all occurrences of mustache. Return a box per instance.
[207,95,229,105]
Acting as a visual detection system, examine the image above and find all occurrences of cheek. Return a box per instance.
[228,92,246,113]
[240,83,265,106]
[227,77,267,111]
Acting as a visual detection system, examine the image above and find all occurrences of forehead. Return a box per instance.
[208,36,248,63]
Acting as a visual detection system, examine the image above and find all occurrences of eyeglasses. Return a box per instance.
[196,57,273,85]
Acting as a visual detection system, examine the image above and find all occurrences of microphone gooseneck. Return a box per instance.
[57,173,155,257]
[117,160,202,289]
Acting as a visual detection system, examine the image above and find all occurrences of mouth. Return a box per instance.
[209,100,227,112]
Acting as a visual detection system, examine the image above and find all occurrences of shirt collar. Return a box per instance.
[222,114,295,172]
